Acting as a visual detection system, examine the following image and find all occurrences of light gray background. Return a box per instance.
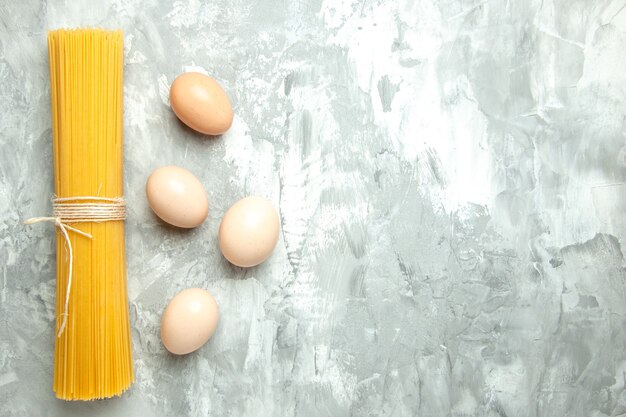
[2,0,626,416]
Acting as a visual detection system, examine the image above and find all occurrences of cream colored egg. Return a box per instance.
[146,166,209,228]
[218,196,279,267]
[170,72,233,135]
[161,288,219,355]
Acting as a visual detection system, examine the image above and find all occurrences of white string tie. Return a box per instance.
[24,196,126,337]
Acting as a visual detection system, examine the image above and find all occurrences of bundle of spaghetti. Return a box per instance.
[47,29,133,400]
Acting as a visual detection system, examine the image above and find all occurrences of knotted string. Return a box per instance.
[24,196,126,337]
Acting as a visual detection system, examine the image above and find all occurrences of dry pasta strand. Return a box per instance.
[48,28,134,401]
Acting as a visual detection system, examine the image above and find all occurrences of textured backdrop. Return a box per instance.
[2,0,626,416]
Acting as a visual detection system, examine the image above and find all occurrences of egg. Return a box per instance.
[218,196,280,267]
[161,288,219,355]
[170,72,233,135]
[146,166,209,228]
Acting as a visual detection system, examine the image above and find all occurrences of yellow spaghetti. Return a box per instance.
[47,28,134,400]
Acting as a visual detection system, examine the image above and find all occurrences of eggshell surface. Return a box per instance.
[146,166,208,228]
[170,72,233,135]
[218,196,280,267]
[161,288,219,355]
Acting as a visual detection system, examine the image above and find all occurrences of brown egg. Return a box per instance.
[218,196,280,267]
[146,166,209,228]
[161,288,219,355]
[170,72,233,135]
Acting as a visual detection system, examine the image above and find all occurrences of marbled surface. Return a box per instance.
[2,0,626,416]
